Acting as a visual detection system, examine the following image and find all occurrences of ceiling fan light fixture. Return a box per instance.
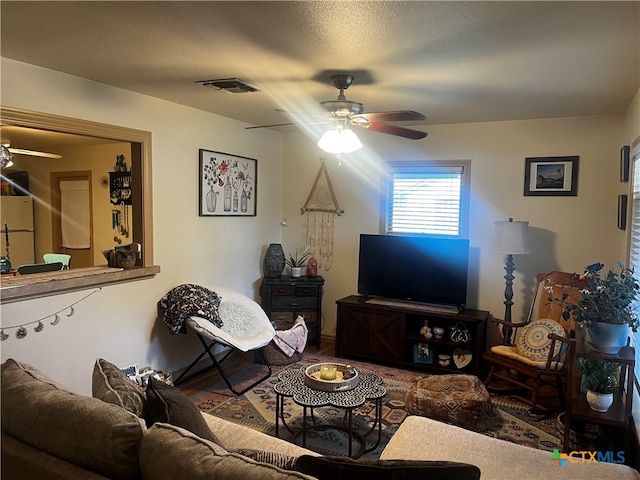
[317,127,363,155]
[1,145,14,168]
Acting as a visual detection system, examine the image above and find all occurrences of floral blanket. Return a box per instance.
[158,284,222,335]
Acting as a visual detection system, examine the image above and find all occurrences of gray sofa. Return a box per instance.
[2,358,639,480]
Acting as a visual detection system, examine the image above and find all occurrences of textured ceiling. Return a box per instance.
[1,1,639,146]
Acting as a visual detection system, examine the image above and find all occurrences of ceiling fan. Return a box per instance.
[0,138,62,165]
[246,74,427,151]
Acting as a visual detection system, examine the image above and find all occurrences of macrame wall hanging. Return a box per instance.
[301,159,344,271]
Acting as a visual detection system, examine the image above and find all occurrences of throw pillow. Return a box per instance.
[92,358,146,417]
[1,358,145,480]
[294,455,481,480]
[140,423,312,480]
[515,318,566,362]
[145,377,222,446]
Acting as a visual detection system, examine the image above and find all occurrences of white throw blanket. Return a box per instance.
[272,315,308,357]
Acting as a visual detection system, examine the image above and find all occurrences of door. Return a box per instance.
[1,196,35,266]
[50,171,93,268]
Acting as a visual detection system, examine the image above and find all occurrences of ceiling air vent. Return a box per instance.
[196,78,259,93]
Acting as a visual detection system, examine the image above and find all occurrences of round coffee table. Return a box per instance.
[274,367,386,458]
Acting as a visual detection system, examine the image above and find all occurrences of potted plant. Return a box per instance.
[555,262,639,353]
[582,359,619,412]
[576,357,596,394]
[286,248,311,277]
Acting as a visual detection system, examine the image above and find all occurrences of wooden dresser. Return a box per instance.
[260,275,324,348]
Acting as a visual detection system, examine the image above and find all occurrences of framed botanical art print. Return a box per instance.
[199,149,257,216]
[524,156,579,196]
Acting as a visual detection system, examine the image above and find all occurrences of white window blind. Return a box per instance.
[386,162,468,237]
[628,150,640,389]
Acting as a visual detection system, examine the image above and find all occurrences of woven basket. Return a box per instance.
[258,340,303,366]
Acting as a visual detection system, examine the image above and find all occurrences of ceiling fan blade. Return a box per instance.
[356,122,427,140]
[352,111,426,123]
[245,122,295,130]
[7,147,62,159]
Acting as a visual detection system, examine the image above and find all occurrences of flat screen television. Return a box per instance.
[357,234,469,308]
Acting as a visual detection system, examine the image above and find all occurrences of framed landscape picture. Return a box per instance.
[524,156,579,196]
[199,149,257,216]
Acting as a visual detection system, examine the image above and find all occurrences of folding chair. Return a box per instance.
[172,286,275,395]
[43,253,71,269]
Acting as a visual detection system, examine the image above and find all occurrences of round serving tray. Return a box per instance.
[303,363,359,392]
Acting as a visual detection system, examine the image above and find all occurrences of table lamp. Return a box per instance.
[493,217,531,339]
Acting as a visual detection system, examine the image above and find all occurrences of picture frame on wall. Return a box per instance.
[199,149,257,216]
[523,156,579,197]
[620,145,631,182]
[618,194,628,230]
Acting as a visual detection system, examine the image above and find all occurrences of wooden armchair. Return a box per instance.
[483,271,588,412]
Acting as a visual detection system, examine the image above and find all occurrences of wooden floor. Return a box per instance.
[177,338,336,396]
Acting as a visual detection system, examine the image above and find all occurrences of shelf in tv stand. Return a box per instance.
[364,297,461,314]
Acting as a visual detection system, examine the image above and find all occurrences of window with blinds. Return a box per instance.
[627,149,640,389]
[385,161,470,237]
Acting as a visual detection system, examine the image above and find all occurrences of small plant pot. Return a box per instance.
[586,390,614,412]
[291,267,302,277]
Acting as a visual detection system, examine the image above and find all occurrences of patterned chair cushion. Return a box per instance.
[514,318,566,362]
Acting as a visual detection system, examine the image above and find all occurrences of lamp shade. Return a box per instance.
[317,127,362,154]
[493,218,531,255]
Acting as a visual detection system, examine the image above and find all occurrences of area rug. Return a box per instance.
[185,353,562,459]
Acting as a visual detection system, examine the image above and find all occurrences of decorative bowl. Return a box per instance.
[303,363,359,392]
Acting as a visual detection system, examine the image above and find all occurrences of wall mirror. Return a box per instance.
[0,107,153,270]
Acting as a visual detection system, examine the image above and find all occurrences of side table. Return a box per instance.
[274,367,386,458]
[260,275,324,348]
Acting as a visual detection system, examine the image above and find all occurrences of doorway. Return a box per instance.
[50,171,93,268]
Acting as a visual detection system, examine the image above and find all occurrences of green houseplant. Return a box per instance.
[581,359,619,412]
[285,248,311,277]
[554,262,639,353]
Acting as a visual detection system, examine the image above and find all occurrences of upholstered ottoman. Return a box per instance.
[405,374,492,432]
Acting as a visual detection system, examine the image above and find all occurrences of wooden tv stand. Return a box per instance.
[336,295,490,376]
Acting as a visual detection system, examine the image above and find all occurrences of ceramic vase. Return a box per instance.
[586,390,614,412]
[0,256,12,274]
[263,243,285,277]
[585,321,628,354]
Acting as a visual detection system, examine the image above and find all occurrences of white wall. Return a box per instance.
[0,58,283,394]
[281,114,629,342]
